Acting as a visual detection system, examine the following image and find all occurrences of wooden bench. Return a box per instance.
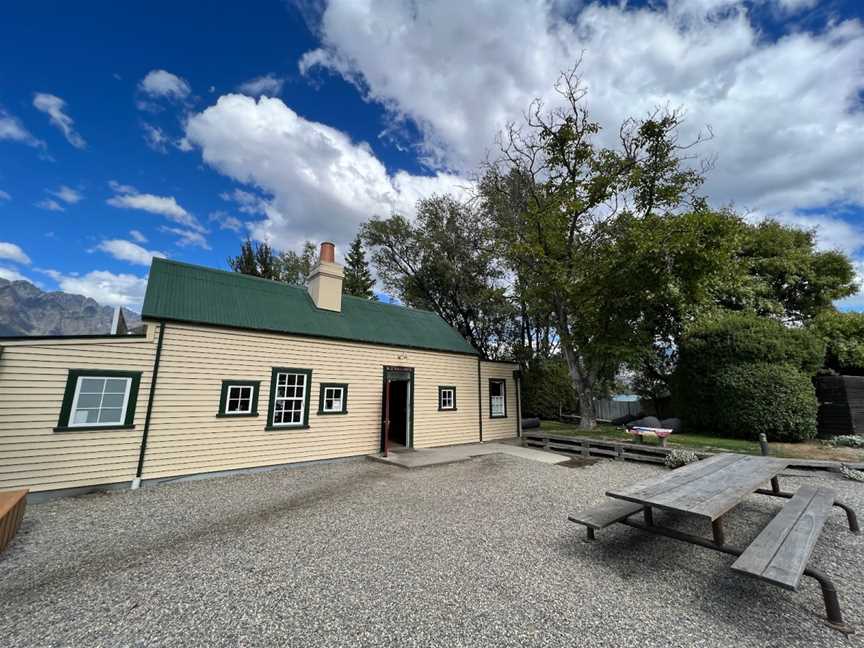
[0,489,28,554]
[569,499,645,541]
[732,485,834,590]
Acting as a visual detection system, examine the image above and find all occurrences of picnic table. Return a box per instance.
[627,426,673,447]
[569,446,860,634]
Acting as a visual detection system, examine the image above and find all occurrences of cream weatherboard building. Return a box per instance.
[0,243,520,496]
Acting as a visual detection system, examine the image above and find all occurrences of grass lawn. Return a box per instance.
[538,419,864,462]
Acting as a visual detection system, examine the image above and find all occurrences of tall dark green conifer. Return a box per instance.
[343,234,376,299]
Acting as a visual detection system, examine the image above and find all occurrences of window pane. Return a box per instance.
[102,393,125,408]
[79,378,105,393]
[98,408,123,423]
[73,409,99,424]
[104,378,128,393]
[76,393,102,409]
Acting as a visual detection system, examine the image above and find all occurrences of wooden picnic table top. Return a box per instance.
[606,453,787,521]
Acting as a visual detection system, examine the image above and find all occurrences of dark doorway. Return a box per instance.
[381,366,414,454]
[388,380,409,446]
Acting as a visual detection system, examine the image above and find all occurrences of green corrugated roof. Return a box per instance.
[142,258,478,355]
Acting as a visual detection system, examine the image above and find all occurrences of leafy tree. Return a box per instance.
[810,310,864,374]
[343,234,376,299]
[228,239,317,285]
[482,68,709,428]
[278,241,318,286]
[623,214,856,401]
[362,195,516,359]
[520,357,578,419]
[722,220,856,323]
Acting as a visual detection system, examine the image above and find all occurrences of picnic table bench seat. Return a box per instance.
[732,485,835,590]
[0,488,27,554]
[568,499,645,540]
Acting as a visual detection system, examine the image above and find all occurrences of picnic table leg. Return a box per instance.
[586,527,595,542]
[755,488,861,534]
[834,501,860,534]
[660,436,667,448]
[804,566,851,633]
[711,518,726,545]
[643,506,654,526]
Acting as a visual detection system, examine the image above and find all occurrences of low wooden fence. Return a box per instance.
[522,430,863,472]
[522,430,690,464]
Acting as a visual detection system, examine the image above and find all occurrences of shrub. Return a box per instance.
[707,363,817,442]
[676,311,822,442]
[665,449,700,469]
[840,465,864,482]
[831,435,864,448]
[679,311,825,376]
[520,358,578,419]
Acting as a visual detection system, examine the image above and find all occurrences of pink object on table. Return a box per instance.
[629,427,673,438]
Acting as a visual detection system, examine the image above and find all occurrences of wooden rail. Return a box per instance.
[0,489,27,554]
[523,431,686,464]
[522,430,864,472]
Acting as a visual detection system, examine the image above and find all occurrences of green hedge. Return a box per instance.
[679,311,824,376]
[677,312,822,442]
[710,363,817,441]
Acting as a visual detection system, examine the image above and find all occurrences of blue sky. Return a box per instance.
[1,0,863,310]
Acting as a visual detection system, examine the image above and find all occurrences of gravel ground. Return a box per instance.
[1,455,862,648]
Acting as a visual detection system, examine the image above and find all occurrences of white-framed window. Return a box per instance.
[270,368,311,427]
[322,386,344,412]
[226,385,254,414]
[69,376,132,427]
[490,379,506,418]
[438,386,456,410]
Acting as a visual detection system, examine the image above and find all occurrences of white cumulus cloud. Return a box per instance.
[129,229,148,243]
[237,74,285,97]
[35,198,65,212]
[184,94,469,250]
[139,69,191,100]
[0,266,29,282]
[48,269,149,308]
[32,93,86,149]
[209,210,244,232]
[300,0,864,216]
[0,190,10,201]
[49,185,83,204]
[96,239,167,266]
[0,242,31,265]
[107,184,205,232]
[0,108,46,149]
[159,226,211,249]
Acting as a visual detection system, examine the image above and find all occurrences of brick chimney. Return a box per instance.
[307,241,344,312]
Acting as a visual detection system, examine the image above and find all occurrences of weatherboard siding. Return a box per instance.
[480,362,519,440]
[0,321,520,493]
[0,326,159,492]
[139,322,481,480]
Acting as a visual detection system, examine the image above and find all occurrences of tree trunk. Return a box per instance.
[559,335,597,430]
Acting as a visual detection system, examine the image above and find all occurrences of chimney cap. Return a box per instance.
[320,241,335,263]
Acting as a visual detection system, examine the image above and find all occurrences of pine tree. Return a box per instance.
[227,239,282,281]
[343,234,376,299]
[227,239,258,275]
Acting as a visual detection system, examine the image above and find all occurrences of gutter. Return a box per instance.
[131,321,166,489]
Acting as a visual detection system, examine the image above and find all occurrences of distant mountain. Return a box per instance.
[0,277,142,337]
